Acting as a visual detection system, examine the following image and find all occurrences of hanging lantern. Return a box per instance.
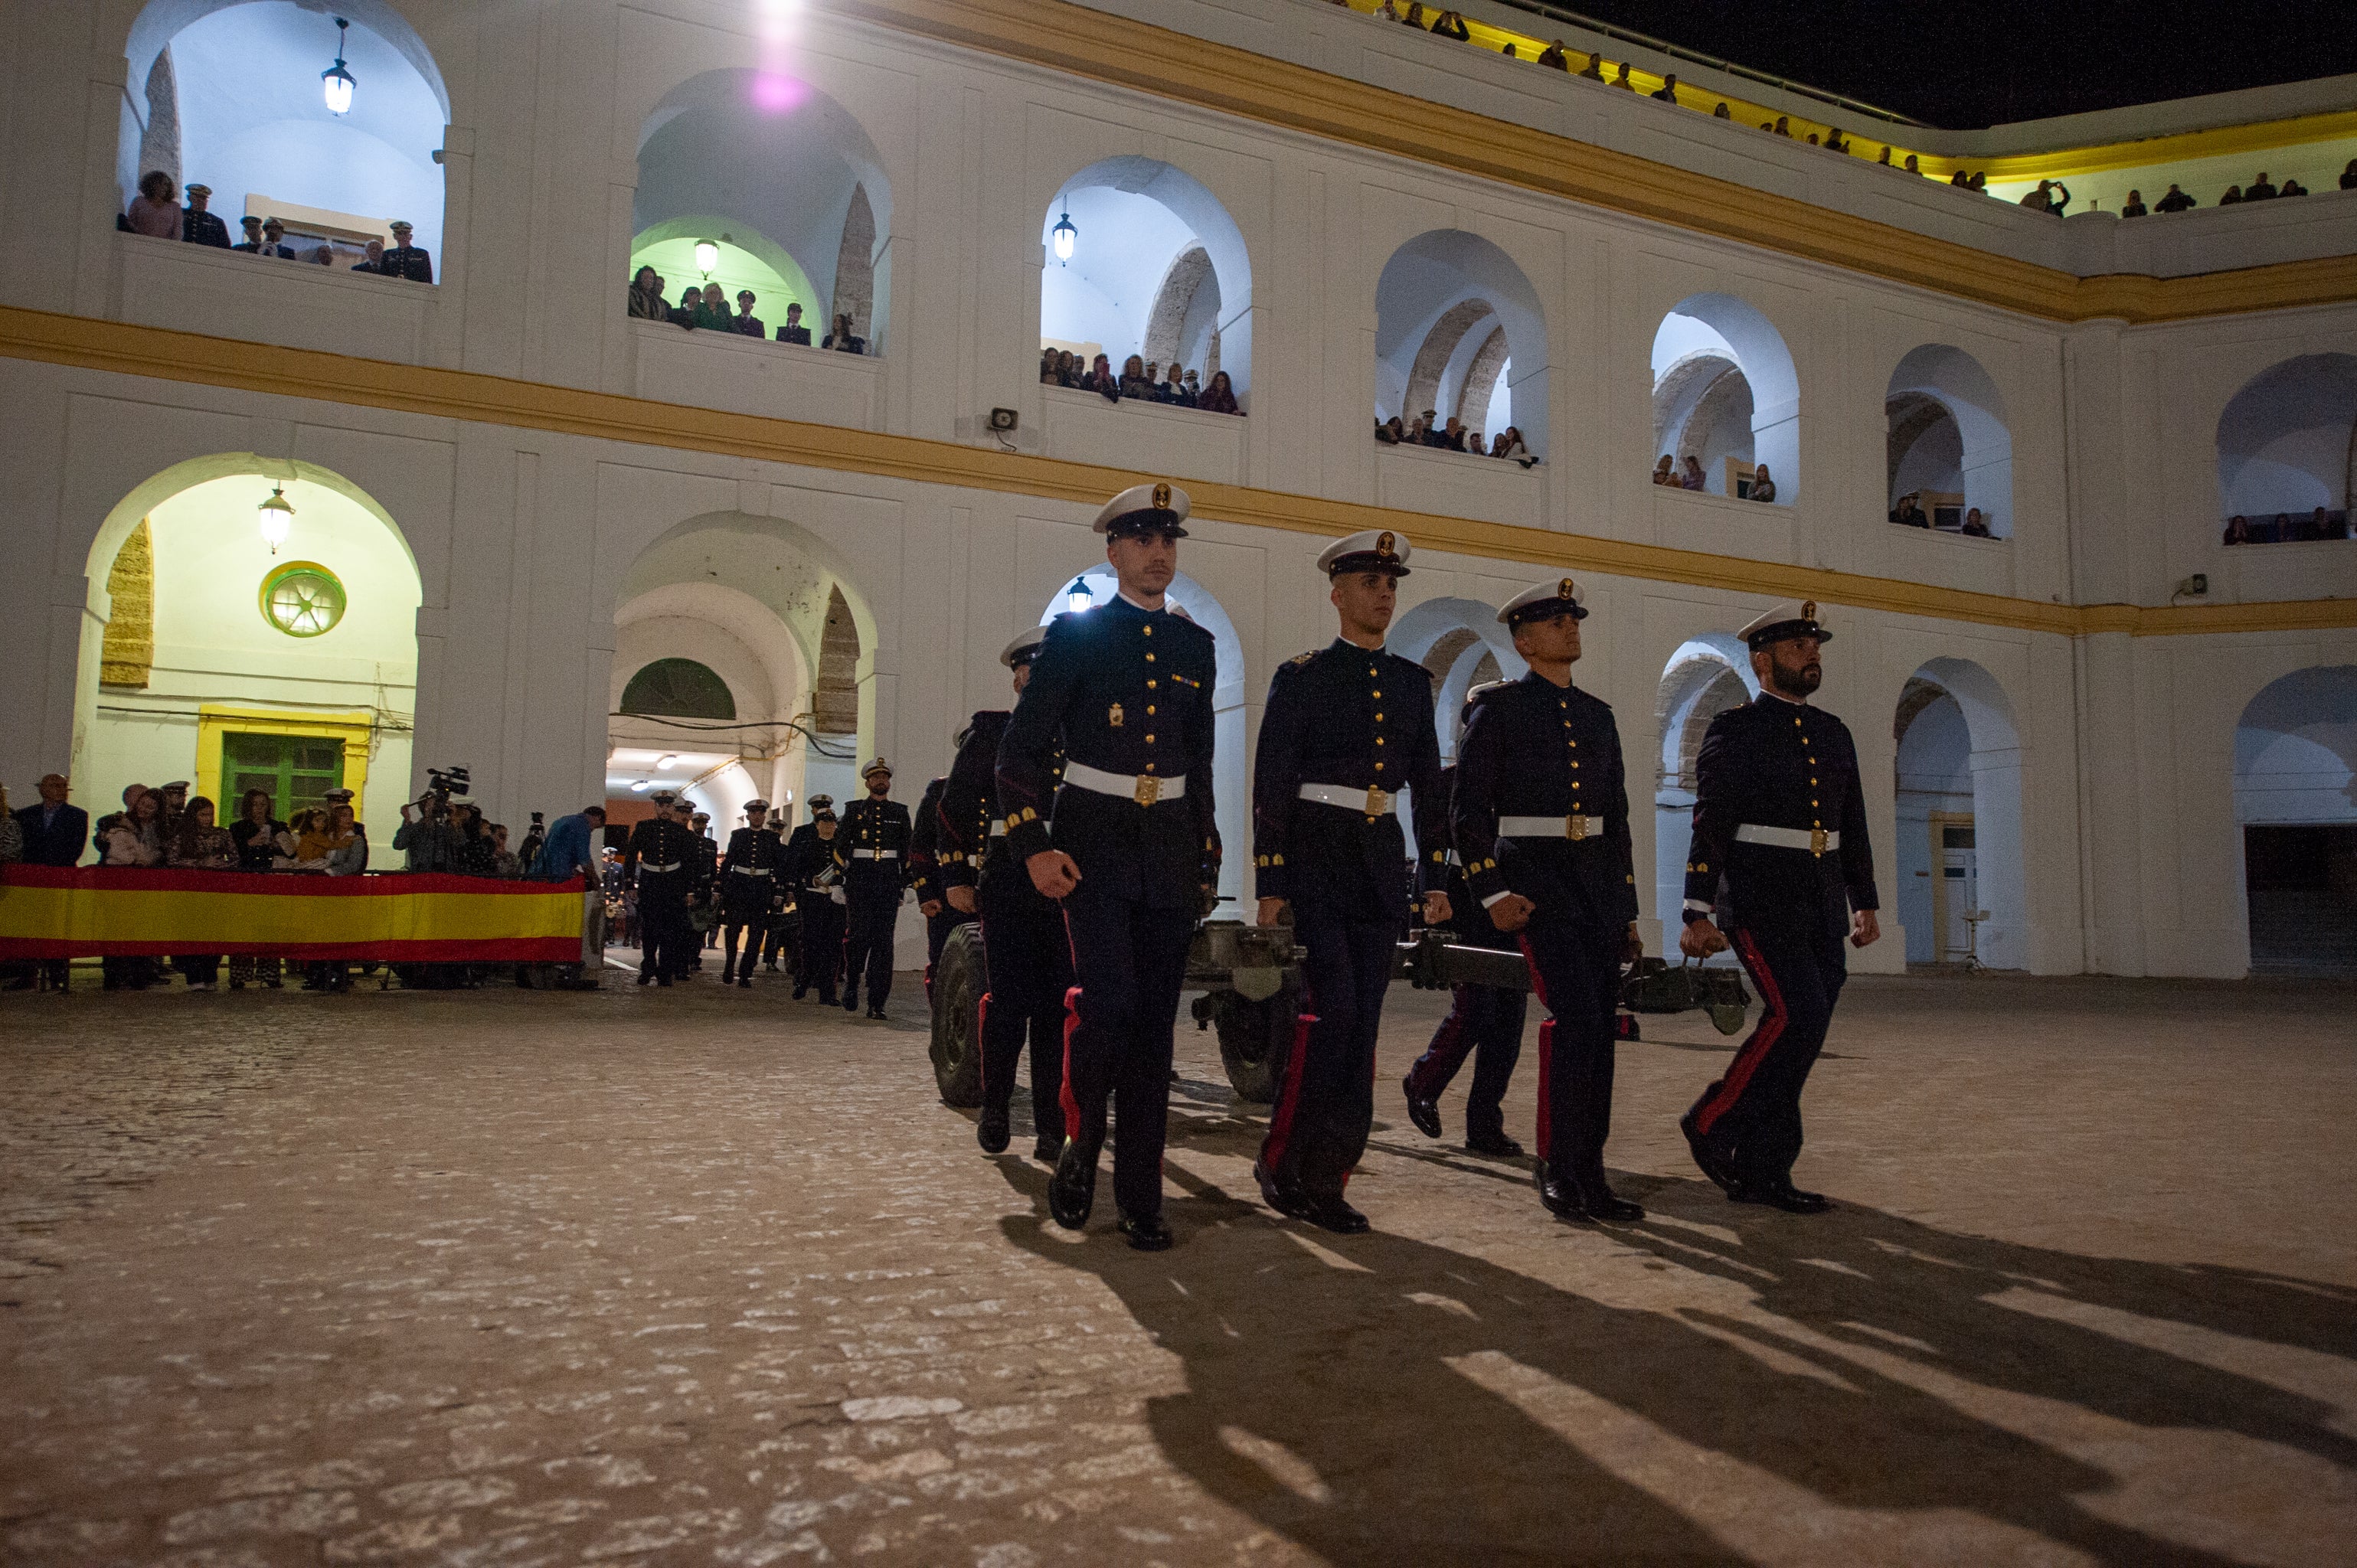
[1064,576,1094,614]
[1051,204,1077,263]
[257,485,295,554]
[320,18,357,115]
[695,239,719,276]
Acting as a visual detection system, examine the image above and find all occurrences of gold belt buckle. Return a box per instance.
[1566,812,1587,840]
[1134,774,1161,807]
[1809,826,1828,856]
[1366,786,1390,815]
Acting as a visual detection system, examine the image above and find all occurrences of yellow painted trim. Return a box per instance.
[2,306,2350,642]
[829,0,2357,322]
[196,704,374,818]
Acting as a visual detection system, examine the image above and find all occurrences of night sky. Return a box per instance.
[1523,0,2357,129]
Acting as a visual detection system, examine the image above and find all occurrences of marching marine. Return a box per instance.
[907,773,966,995]
[623,792,698,987]
[998,482,1220,1251]
[1250,529,1449,1233]
[1401,763,1531,1157]
[941,626,1068,1165]
[1453,578,1646,1223]
[839,760,911,1019]
[718,798,789,988]
[1678,602,1878,1213]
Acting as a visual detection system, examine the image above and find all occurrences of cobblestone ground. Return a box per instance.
[4,963,2355,1566]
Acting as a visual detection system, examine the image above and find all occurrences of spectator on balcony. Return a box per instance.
[1716,103,1733,119]
[1039,346,1061,384]
[2292,507,2330,542]
[1681,455,1708,490]
[2120,189,2149,217]
[1610,61,1635,91]
[2342,159,2357,191]
[181,184,231,248]
[2280,178,2309,197]
[1891,492,1932,528]
[1649,74,1679,103]
[1430,9,1470,41]
[1878,146,1892,166]
[2221,514,2253,546]
[1905,155,1921,175]
[697,283,733,329]
[732,289,766,338]
[1141,359,1164,398]
[1577,54,1605,81]
[1162,364,1195,405]
[250,217,295,258]
[1535,40,1568,70]
[1653,453,1676,485]
[1967,172,1988,191]
[351,237,386,274]
[1438,414,1472,451]
[1401,2,1427,25]
[1117,354,1150,398]
[1771,116,1792,137]
[2219,185,2244,206]
[125,171,181,238]
[1375,415,1404,444]
[1496,426,1536,468]
[2244,172,2277,201]
[233,215,265,252]
[1200,370,1241,415]
[309,245,335,265]
[1960,508,1991,537]
[824,312,866,354]
[1747,463,1777,501]
[1184,369,1202,403]
[1825,129,1851,155]
[628,266,669,321]
[2156,184,2195,212]
[777,302,813,345]
[381,220,433,283]
[1082,351,1115,396]
[2019,179,2059,214]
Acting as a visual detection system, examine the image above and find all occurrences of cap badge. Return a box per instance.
[1558,577,1576,599]
[1152,482,1172,510]
[1802,600,1816,620]
[1376,531,1395,558]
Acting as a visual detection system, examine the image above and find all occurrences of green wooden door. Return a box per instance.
[223,732,345,821]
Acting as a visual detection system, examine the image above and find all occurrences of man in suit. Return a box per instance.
[11,774,88,990]
[999,482,1221,1251]
[776,302,812,346]
[1678,602,1878,1214]
[380,220,433,283]
[1250,529,1449,1234]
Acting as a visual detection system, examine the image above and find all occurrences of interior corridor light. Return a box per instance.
[1051,204,1077,263]
[257,485,295,554]
[320,18,356,116]
[629,779,652,792]
[656,753,679,769]
[1065,576,1094,613]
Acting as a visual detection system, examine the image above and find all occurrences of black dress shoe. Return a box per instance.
[1571,1171,1645,1223]
[1032,1134,1064,1165]
[1402,1075,1442,1139]
[842,995,860,1012]
[1679,1109,1741,1197]
[1463,1130,1524,1158]
[737,976,752,990]
[1535,1160,1585,1220]
[1118,1210,1173,1250]
[1302,1194,1369,1235]
[1731,1178,1832,1214]
[1253,1158,1312,1220]
[656,976,672,988]
[637,974,653,986]
[977,1104,1012,1155]
[866,1006,888,1021]
[1048,1140,1098,1230]
[792,984,808,999]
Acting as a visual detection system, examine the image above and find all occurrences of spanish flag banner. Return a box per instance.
[0,867,587,962]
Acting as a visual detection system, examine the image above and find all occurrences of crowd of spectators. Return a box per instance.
[120,171,433,279]
[628,266,869,354]
[1654,452,1775,502]
[1039,348,1244,414]
[2221,508,2352,545]
[2,773,606,994]
[1888,492,1992,536]
[1375,410,1537,466]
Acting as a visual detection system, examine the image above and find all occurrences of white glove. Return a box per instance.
[829,887,846,905]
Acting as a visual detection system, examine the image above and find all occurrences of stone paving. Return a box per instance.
[3,964,2355,1566]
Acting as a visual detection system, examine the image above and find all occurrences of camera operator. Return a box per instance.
[392,773,467,872]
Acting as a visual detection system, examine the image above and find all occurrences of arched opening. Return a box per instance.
[119,0,450,265]
[1887,345,2012,537]
[1039,156,1253,406]
[76,459,422,841]
[1651,293,1798,501]
[1653,635,1757,952]
[607,514,868,841]
[2233,666,2357,975]
[1040,570,1250,908]
[1383,596,1525,861]
[634,70,892,351]
[1893,658,2025,969]
[1375,230,1548,457]
[2215,354,2357,544]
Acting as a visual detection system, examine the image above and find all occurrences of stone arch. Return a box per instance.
[1652,293,1800,502]
[636,70,895,351]
[1038,156,1254,400]
[1652,634,1759,949]
[117,0,452,260]
[2232,665,2357,975]
[1888,345,2014,537]
[1377,230,1550,457]
[1391,595,1526,759]
[1894,657,2026,969]
[2215,354,2357,536]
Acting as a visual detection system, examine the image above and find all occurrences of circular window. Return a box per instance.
[260,564,346,638]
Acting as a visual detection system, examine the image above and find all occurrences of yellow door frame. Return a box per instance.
[197,704,375,813]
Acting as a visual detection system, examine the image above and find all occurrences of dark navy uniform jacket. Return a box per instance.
[943,710,1065,920]
[1453,673,1639,928]
[1252,639,1443,919]
[783,823,839,896]
[379,244,433,283]
[836,796,911,888]
[907,778,948,906]
[1684,694,1877,942]
[623,817,698,891]
[998,596,1220,908]
[776,324,813,345]
[718,824,789,906]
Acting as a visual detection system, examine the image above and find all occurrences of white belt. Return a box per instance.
[1061,760,1187,806]
[1499,815,1607,840]
[1736,824,1839,853]
[852,848,901,860]
[729,865,773,877]
[639,861,682,873]
[1298,782,1394,815]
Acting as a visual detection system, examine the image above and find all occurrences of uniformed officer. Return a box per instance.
[839,760,912,1019]
[718,799,789,988]
[689,811,720,966]
[1454,577,1646,1223]
[1250,529,1448,1233]
[754,814,792,972]
[623,792,698,986]
[942,626,1068,1165]
[1401,762,1531,1157]
[907,773,966,997]
[999,482,1220,1251]
[379,220,433,283]
[785,797,845,1003]
[1677,601,1878,1214]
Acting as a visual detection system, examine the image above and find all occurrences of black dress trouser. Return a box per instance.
[1404,982,1528,1142]
[979,907,1072,1139]
[1260,902,1403,1196]
[798,895,845,1000]
[637,879,690,980]
[1515,914,1623,1181]
[1060,886,1195,1219]
[1688,916,1845,1184]
[842,874,901,1007]
[719,890,771,974]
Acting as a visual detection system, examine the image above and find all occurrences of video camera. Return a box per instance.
[424,766,471,800]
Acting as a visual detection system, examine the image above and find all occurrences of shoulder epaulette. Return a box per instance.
[1466,679,1512,701]
[1288,649,1317,668]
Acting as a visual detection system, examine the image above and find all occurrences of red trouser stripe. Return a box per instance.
[1058,985,1084,1142]
[1258,1001,1321,1173]
[1694,928,1787,1138]
[976,991,992,1094]
[1407,989,1473,1099]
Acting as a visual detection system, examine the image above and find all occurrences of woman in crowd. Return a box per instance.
[492,822,522,877]
[167,796,236,991]
[327,799,368,875]
[274,808,328,871]
[1038,346,1061,384]
[1401,2,1426,25]
[1430,9,1470,41]
[2222,514,2253,546]
[1960,507,1991,537]
[228,789,285,989]
[125,172,181,239]
[1117,354,1149,399]
[1375,416,1404,444]
[1653,454,1676,485]
[2342,158,2357,191]
[1680,455,1707,490]
[1495,426,1536,467]
[99,788,165,989]
[1199,370,1241,415]
[628,266,669,322]
[1750,462,1777,502]
[2219,185,2244,206]
[1162,364,1193,405]
[454,805,500,876]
